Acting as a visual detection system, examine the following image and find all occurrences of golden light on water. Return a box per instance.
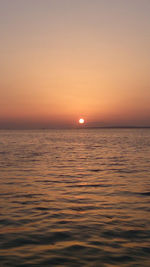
[79,118,85,124]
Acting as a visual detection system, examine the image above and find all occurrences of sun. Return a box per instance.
[79,118,85,124]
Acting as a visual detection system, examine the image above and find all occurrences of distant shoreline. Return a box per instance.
[0,126,150,130]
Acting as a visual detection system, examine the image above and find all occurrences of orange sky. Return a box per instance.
[0,0,150,128]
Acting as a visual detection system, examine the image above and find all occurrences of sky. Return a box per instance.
[0,0,150,128]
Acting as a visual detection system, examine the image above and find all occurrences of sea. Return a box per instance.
[0,128,150,267]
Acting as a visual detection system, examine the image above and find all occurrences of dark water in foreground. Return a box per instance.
[0,129,150,267]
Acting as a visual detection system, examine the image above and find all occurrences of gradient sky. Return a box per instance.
[0,0,150,128]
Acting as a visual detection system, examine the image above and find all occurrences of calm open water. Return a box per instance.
[0,129,150,267]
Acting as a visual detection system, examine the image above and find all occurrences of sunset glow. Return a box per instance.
[0,0,150,128]
[79,118,85,124]
[1,1,150,266]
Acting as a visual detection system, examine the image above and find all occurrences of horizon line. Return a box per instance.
[0,126,150,130]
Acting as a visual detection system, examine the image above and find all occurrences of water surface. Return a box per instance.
[0,129,150,266]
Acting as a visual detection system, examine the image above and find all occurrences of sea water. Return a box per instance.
[0,129,150,266]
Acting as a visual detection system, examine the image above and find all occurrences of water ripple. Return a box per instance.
[0,129,150,266]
